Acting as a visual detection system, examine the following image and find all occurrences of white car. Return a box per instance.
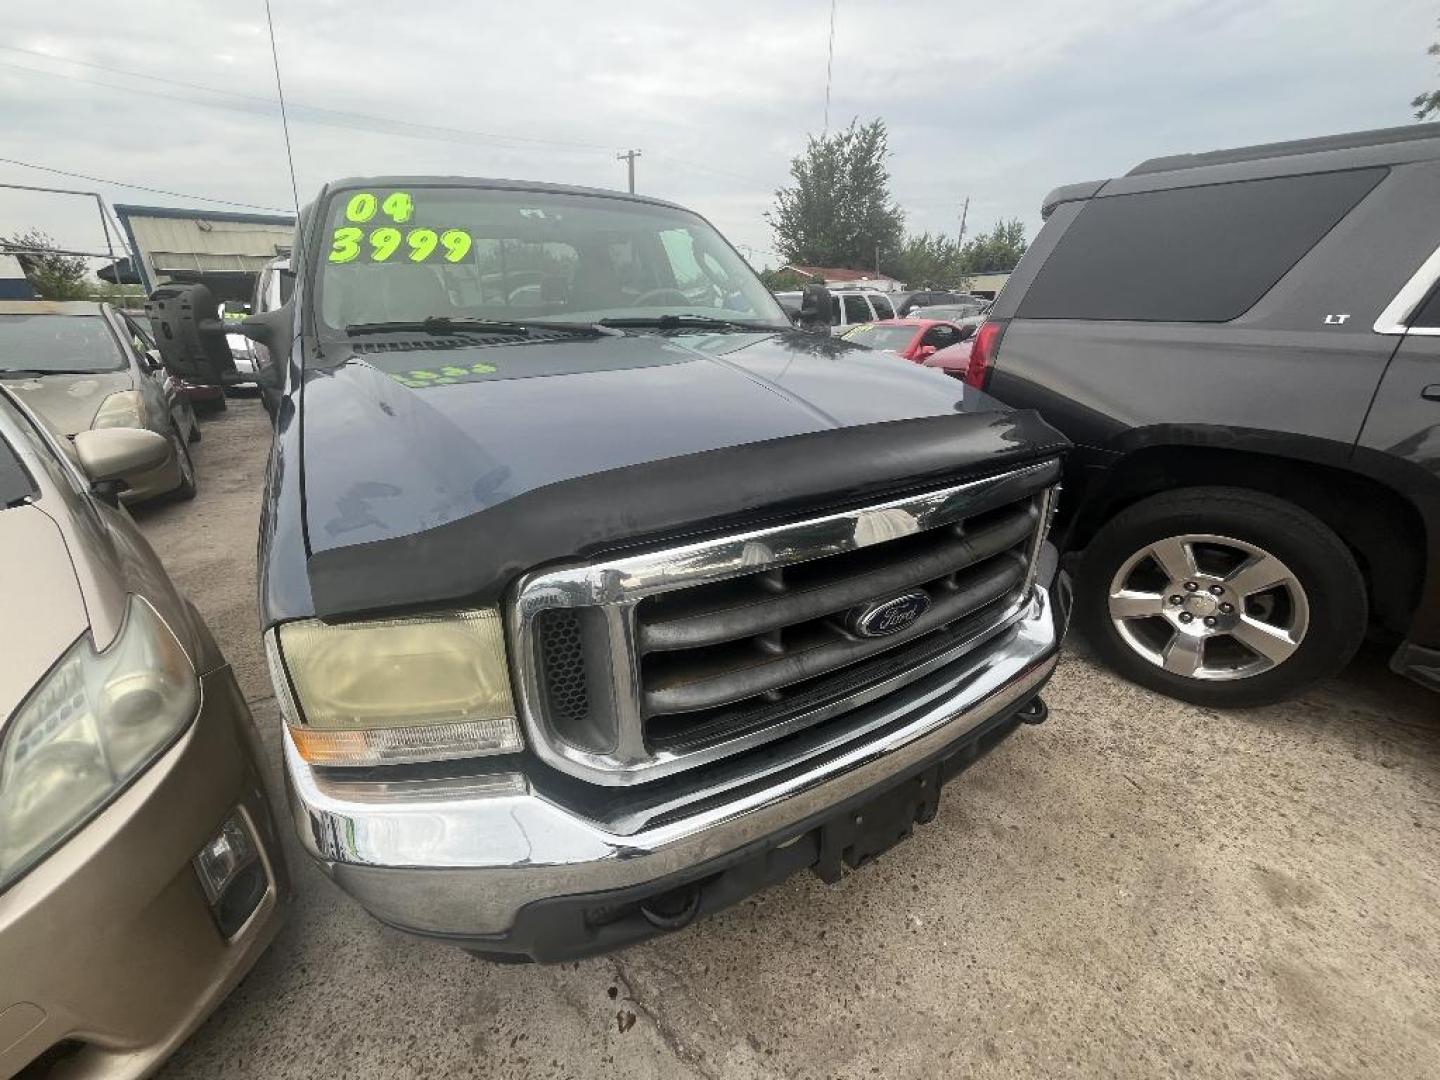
[827,288,898,328]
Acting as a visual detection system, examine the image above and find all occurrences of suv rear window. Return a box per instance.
[1017,167,1386,322]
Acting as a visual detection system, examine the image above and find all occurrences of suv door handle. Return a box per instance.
[1423,384,1440,401]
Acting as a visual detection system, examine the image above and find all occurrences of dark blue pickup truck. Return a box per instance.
[146,176,1070,961]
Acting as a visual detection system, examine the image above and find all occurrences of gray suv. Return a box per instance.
[969,123,1440,705]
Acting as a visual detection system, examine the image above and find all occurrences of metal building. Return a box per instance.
[114,204,295,301]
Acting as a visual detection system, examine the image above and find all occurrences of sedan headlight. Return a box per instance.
[92,390,146,430]
[269,609,521,767]
[0,596,197,890]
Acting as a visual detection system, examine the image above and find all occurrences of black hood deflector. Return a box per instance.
[305,410,1068,619]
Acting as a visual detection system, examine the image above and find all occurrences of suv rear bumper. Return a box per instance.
[283,561,1070,959]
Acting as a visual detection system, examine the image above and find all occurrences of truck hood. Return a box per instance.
[0,504,89,720]
[296,328,1070,617]
[1,370,133,437]
[300,329,998,553]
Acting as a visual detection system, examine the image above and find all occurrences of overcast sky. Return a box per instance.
[2,0,1436,273]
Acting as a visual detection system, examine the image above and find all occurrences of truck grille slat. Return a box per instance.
[512,460,1060,785]
[638,501,1036,653]
[640,552,1024,715]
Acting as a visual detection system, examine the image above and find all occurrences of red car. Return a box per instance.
[840,318,973,377]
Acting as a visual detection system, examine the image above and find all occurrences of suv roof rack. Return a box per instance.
[1127,122,1440,177]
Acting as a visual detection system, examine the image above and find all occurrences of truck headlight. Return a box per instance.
[269,609,521,767]
[92,390,146,430]
[0,597,198,890]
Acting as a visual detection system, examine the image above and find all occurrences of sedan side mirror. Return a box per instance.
[797,283,833,333]
[73,428,170,503]
[916,344,937,360]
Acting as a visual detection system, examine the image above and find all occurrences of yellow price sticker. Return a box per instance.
[330,225,475,264]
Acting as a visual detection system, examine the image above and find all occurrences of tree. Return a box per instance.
[890,232,968,290]
[957,219,1028,274]
[886,219,1029,290]
[0,230,90,300]
[1414,25,1440,119]
[767,119,905,272]
[757,266,813,291]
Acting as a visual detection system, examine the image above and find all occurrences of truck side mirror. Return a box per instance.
[144,283,237,387]
[797,283,833,333]
[235,303,295,390]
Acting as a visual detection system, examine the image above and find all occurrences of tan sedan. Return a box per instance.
[0,301,198,503]
[0,387,286,1078]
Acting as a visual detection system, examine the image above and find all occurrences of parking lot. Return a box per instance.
[125,396,1440,1080]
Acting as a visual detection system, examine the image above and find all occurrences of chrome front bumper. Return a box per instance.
[283,571,1068,945]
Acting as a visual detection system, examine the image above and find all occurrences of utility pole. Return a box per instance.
[616,149,642,194]
[957,196,970,243]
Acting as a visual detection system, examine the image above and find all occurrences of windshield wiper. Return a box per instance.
[345,316,624,338]
[598,314,787,332]
[0,368,97,377]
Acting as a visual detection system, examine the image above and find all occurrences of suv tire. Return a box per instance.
[1076,487,1365,707]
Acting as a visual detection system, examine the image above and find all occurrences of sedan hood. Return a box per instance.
[300,329,1000,553]
[0,504,89,720]
[1,370,133,437]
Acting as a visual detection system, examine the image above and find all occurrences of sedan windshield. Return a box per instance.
[0,315,125,375]
[841,324,920,353]
[316,185,790,334]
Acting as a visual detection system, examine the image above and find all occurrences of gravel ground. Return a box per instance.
[135,396,1440,1080]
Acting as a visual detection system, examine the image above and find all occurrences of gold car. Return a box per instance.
[0,386,286,1078]
[0,301,198,503]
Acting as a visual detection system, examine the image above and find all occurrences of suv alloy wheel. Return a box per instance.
[1076,487,1366,706]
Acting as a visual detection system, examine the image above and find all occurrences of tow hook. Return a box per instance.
[639,882,703,931]
[1018,697,1049,725]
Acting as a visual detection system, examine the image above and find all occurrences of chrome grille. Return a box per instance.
[514,460,1059,786]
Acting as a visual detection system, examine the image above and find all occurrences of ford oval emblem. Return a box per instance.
[849,591,932,638]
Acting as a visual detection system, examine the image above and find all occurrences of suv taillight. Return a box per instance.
[964,319,1008,390]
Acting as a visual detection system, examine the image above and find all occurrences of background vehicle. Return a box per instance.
[0,386,287,1078]
[773,289,803,320]
[827,287,898,327]
[0,301,198,501]
[151,175,1071,962]
[842,317,971,362]
[978,122,1440,704]
[895,290,977,317]
[910,299,991,325]
[922,338,976,382]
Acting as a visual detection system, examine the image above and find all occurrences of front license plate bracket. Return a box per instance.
[812,763,943,884]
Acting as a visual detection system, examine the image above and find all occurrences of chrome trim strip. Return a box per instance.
[1374,241,1440,335]
[509,461,1060,786]
[287,582,1064,938]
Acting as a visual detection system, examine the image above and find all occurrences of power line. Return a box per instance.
[0,155,292,212]
[0,44,614,153]
[0,47,775,190]
[262,0,301,214]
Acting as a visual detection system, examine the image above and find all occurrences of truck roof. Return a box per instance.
[321,175,689,213]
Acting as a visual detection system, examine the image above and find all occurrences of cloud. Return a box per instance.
[0,0,1434,264]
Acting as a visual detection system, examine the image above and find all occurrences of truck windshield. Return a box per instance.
[316,185,789,334]
[0,315,126,375]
